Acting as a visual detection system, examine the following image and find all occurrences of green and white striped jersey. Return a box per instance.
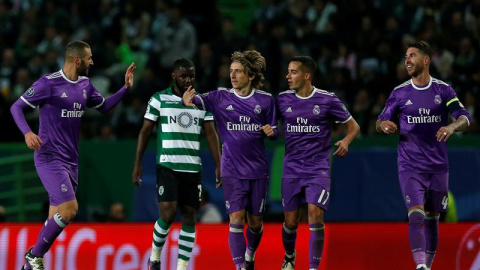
[144,87,213,172]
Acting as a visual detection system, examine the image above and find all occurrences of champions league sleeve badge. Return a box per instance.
[25,87,35,97]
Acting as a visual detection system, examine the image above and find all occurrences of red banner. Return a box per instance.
[0,222,478,270]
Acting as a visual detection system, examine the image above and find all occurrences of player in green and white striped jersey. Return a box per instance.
[132,58,221,270]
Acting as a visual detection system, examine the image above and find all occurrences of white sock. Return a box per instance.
[177,258,188,270]
[150,247,161,262]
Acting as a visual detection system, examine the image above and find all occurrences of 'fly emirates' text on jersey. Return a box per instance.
[193,88,277,179]
[378,77,470,173]
[20,70,106,167]
[277,88,351,178]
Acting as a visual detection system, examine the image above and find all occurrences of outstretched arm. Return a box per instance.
[333,117,360,157]
[11,99,43,150]
[204,121,222,188]
[132,120,155,187]
[97,63,136,113]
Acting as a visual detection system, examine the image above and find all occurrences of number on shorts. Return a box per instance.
[442,195,448,210]
[198,184,202,201]
[317,189,330,205]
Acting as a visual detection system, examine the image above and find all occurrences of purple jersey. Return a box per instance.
[20,70,105,166]
[276,88,351,177]
[193,88,277,179]
[378,77,470,173]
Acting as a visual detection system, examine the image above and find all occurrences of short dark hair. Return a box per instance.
[408,41,432,58]
[64,40,90,59]
[291,56,316,77]
[173,58,195,71]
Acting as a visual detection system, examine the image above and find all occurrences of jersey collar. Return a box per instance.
[411,76,432,91]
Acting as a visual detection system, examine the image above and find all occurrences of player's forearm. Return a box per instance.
[448,115,469,132]
[205,128,221,168]
[10,99,32,135]
[343,118,360,144]
[98,87,127,112]
[134,130,151,165]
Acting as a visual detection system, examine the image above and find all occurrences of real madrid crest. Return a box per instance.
[83,89,87,99]
[313,105,320,115]
[254,105,262,114]
[434,95,442,105]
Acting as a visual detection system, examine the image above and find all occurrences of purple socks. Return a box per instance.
[308,223,325,269]
[282,223,297,255]
[408,210,426,266]
[246,225,263,259]
[229,223,246,269]
[424,215,439,268]
[32,213,69,257]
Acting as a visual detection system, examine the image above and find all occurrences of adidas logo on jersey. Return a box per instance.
[61,92,68,98]
[405,100,413,105]
[226,105,234,111]
[286,107,292,112]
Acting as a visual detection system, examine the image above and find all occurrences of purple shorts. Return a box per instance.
[36,163,78,206]
[282,175,331,212]
[221,177,267,216]
[399,171,449,212]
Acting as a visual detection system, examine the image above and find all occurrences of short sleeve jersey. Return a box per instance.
[20,69,105,166]
[145,87,213,173]
[276,88,352,177]
[194,88,277,179]
[378,77,471,173]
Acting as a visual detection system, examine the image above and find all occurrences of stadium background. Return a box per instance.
[1,0,480,269]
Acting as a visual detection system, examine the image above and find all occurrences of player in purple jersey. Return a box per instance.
[277,56,360,270]
[10,40,136,270]
[183,50,277,270]
[377,41,470,270]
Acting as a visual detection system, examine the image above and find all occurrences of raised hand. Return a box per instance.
[124,62,136,89]
[183,86,196,107]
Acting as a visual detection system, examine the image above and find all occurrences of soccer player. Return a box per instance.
[377,41,470,270]
[10,40,136,270]
[183,50,277,270]
[277,56,360,270]
[131,58,221,270]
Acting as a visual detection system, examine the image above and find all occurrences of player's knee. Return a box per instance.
[283,221,298,232]
[61,208,77,222]
[248,224,263,234]
[229,213,245,225]
[425,211,440,219]
[161,211,176,224]
[284,220,298,231]
[181,213,196,226]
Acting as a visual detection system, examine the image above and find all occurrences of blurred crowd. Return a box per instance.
[0,0,479,142]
